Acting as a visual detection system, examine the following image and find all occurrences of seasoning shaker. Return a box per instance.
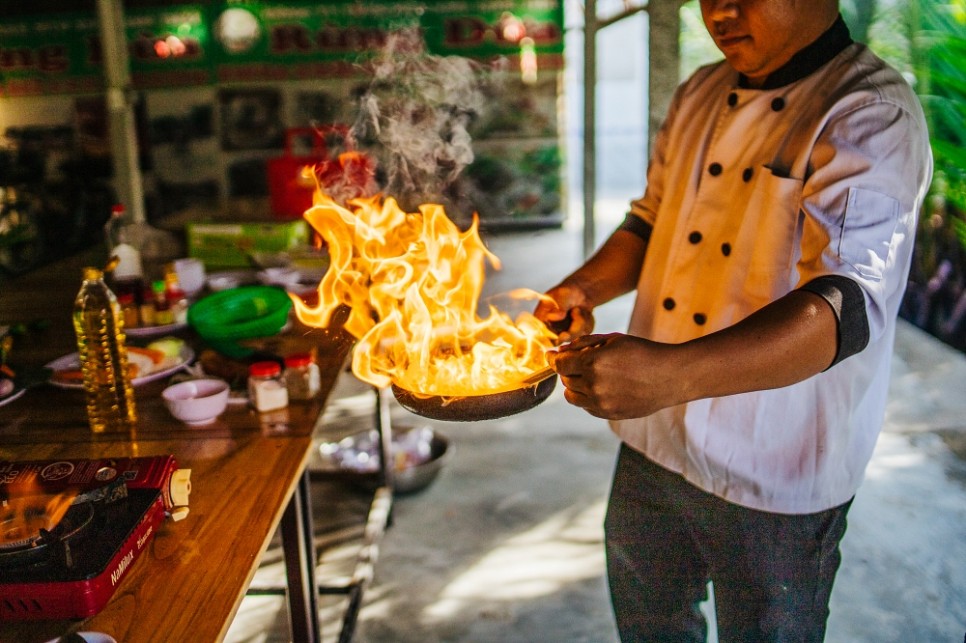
[248,361,289,412]
[283,352,321,400]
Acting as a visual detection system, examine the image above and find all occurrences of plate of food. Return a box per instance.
[46,341,195,389]
[126,321,189,338]
[0,376,25,407]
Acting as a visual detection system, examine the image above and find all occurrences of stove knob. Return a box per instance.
[170,506,190,522]
[170,468,192,507]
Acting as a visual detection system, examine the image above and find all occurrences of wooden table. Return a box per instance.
[0,251,354,642]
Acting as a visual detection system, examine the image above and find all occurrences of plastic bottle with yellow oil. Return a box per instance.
[73,266,137,433]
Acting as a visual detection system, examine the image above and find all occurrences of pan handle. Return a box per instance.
[520,366,555,386]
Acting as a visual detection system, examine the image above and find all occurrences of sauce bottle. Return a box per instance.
[118,292,140,329]
[152,280,173,326]
[164,268,189,324]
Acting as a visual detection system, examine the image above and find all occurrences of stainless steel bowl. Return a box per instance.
[392,429,449,494]
[317,425,449,494]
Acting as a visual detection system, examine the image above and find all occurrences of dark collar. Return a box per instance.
[737,15,854,90]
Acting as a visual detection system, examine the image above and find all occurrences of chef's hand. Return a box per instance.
[534,285,595,343]
[547,333,687,420]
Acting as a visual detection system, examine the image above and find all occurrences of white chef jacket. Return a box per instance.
[611,33,933,514]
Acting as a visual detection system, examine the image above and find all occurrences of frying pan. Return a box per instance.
[389,311,579,421]
[391,370,557,422]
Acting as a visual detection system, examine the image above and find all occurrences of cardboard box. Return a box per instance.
[186,220,310,268]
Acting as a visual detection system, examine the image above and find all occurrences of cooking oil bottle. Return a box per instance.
[73,266,137,433]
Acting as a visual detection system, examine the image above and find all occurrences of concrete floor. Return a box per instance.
[226,220,966,643]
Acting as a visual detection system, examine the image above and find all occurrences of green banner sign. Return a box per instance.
[0,0,563,96]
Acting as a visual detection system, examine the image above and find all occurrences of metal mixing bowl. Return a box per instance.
[317,425,449,494]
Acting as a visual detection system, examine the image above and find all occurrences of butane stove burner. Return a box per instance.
[0,500,95,569]
[0,488,165,621]
[0,455,189,621]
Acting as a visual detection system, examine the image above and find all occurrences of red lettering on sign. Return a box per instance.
[0,45,70,73]
[37,45,70,72]
[443,17,561,47]
[444,17,488,46]
[0,48,36,71]
[271,23,388,54]
[271,25,314,53]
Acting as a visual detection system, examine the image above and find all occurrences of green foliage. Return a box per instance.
[841,0,879,42]
[866,1,966,263]
[678,1,720,78]
[908,0,966,257]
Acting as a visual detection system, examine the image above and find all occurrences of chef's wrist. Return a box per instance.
[546,277,592,310]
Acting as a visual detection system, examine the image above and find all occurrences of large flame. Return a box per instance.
[1,476,78,547]
[290,192,557,396]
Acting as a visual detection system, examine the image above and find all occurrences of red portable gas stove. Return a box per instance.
[0,456,191,621]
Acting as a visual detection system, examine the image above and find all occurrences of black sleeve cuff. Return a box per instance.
[799,275,870,368]
[617,213,653,243]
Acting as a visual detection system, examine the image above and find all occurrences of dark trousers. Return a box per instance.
[605,444,852,643]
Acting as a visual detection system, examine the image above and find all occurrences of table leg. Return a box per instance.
[281,469,321,643]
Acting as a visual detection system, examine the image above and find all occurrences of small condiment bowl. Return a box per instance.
[162,378,230,426]
[257,267,301,289]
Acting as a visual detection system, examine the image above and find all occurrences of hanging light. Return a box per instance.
[500,12,526,42]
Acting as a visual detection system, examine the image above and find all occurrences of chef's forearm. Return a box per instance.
[556,228,648,310]
[676,289,839,403]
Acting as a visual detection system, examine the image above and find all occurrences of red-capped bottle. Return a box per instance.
[248,361,288,411]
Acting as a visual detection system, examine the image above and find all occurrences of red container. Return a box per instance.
[267,128,326,219]
[267,125,351,219]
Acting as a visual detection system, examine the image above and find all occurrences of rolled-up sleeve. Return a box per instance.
[800,274,869,366]
[797,93,932,346]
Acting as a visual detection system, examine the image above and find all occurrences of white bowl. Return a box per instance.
[206,270,257,292]
[257,267,302,288]
[162,378,230,426]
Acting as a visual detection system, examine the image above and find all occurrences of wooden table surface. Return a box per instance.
[0,250,354,642]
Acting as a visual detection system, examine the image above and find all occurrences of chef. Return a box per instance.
[537,0,933,640]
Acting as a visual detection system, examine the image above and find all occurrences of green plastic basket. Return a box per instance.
[188,285,292,358]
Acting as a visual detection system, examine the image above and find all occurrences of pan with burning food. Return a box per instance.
[288,193,570,421]
[389,314,575,422]
[390,368,557,422]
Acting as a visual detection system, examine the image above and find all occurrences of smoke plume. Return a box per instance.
[352,28,491,213]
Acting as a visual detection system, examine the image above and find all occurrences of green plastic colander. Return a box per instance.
[188,285,292,358]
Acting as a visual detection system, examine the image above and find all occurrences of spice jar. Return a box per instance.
[138,283,156,327]
[117,292,139,329]
[152,280,173,326]
[284,352,321,401]
[248,361,288,412]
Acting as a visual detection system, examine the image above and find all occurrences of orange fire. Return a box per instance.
[290,192,558,397]
[1,478,78,547]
